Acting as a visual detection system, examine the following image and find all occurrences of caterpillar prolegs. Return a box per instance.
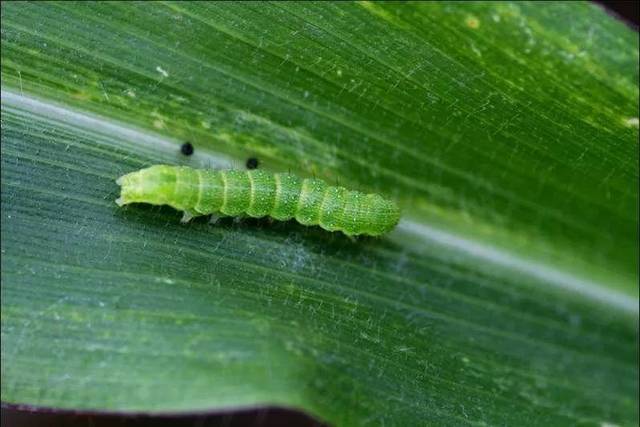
[116,165,400,236]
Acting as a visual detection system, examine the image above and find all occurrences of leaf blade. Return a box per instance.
[1,2,638,426]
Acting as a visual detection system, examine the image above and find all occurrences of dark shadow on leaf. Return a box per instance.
[1,404,328,427]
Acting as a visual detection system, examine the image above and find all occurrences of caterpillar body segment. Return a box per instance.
[116,165,400,236]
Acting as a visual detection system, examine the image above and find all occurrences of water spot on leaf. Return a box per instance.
[155,66,169,78]
[623,117,639,128]
[465,15,480,29]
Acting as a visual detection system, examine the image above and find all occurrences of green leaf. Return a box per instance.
[1,2,638,426]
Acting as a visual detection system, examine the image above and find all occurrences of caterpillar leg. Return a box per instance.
[209,213,228,224]
[180,211,198,224]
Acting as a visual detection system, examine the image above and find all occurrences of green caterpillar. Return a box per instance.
[116,165,400,236]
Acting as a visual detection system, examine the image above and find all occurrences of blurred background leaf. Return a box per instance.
[1,2,638,426]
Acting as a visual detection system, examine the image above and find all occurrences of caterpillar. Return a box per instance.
[115,165,400,236]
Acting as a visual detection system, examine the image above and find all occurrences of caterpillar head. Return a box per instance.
[115,165,176,207]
